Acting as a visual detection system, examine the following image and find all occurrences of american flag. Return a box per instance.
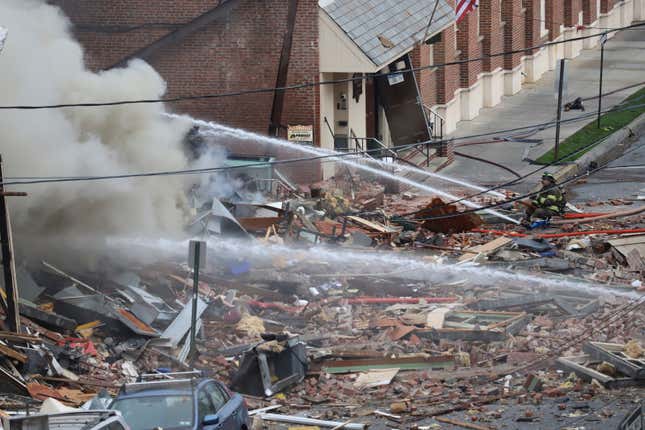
[456,0,479,23]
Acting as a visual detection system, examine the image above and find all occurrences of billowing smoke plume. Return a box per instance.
[0,0,194,244]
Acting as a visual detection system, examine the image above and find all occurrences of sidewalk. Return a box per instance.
[440,26,645,193]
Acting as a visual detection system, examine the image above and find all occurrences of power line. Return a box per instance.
[0,22,643,111]
[401,89,645,215]
[410,136,645,223]
[3,99,645,188]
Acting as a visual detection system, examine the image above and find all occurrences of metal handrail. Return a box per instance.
[349,129,364,153]
[423,103,444,141]
[349,136,398,159]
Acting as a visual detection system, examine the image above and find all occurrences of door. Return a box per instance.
[197,387,220,430]
[375,54,431,147]
[205,382,241,430]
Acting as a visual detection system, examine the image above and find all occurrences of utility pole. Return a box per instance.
[554,59,566,161]
[597,33,608,128]
[188,240,206,361]
[0,155,21,333]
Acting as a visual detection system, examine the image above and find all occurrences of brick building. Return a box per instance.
[51,0,645,183]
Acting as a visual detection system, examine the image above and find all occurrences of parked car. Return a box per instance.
[2,410,129,430]
[110,371,249,430]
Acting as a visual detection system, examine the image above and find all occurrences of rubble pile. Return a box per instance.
[0,176,643,428]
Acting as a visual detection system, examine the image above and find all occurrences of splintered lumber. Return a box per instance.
[435,416,494,430]
[0,331,42,343]
[346,216,399,233]
[458,237,513,262]
[0,343,27,363]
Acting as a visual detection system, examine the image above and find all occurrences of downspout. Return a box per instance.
[268,0,299,137]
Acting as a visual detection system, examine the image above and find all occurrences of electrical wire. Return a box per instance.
[4,99,645,187]
[3,98,645,189]
[0,22,643,111]
[401,91,645,216]
[410,136,645,222]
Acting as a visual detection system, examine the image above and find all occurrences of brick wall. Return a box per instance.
[51,0,321,183]
[433,23,460,105]
[502,0,525,70]
[479,0,504,72]
[565,0,584,26]
[582,0,599,24]
[600,0,615,13]
[414,43,439,107]
[457,10,482,87]
[546,0,565,39]
[523,0,545,54]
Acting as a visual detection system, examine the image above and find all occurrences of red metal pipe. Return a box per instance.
[345,297,458,305]
[472,227,645,239]
[537,228,645,238]
[562,213,608,219]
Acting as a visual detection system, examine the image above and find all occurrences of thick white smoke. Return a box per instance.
[0,0,194,240]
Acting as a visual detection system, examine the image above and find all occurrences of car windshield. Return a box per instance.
[111,395,194,430]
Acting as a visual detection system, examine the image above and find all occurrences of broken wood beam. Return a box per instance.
[0,331,42,343]
[0,343,27,363]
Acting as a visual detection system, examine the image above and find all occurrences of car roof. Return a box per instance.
[116,377,214,400]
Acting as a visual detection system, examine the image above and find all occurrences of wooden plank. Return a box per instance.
[458,237,513,262]
[0,343,27,363]
[346,216,399,233]
[607,234,645,247]
[237,217,282,232]
[626,248,645,271]
[0,331,42,343]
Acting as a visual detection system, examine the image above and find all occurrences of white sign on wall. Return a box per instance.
[287,125,314,145]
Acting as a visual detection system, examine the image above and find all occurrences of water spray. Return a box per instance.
[166,114,518,224]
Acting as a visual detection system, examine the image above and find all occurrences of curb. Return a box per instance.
[552,111,645,184]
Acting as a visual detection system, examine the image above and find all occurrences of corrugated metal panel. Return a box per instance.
[320,0,456,67]
[156,298,208,348]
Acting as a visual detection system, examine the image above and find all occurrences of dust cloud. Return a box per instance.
[0,0,194,248]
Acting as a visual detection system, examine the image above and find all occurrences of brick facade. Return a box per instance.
[523,0,546,54]
[433,24,460,105]
[546,0,565,39]
[600,0,614,14]
[52,0,321,183]
[457,10,482,87]
[565,0,584,26]
[582,0,599,24]
[416,43,439,107]
[479,0,504,72]
[502,0,525,70]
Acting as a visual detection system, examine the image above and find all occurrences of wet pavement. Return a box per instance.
[569,133,645,206]
[441,26,645,189]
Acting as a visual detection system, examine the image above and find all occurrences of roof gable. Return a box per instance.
[320,0,456,67]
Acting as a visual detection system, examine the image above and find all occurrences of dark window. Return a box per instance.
[205,383,227,411]
[111,395,193,430]
[198,389,217,424]
[104,420,126,430]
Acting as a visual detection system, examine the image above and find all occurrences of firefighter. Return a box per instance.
[521,172,566,226]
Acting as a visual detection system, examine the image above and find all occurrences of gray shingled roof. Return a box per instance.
[320,0,455,67]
